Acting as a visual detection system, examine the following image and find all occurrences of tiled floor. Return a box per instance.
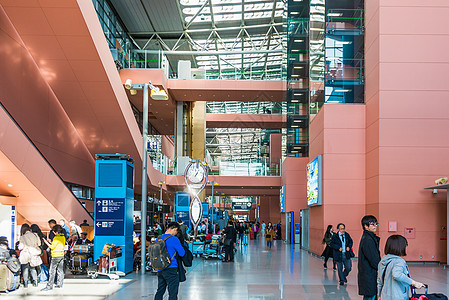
[6,239,449,299]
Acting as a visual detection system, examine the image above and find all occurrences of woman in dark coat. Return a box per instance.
[357,215,381,300]
[321,225,336,270]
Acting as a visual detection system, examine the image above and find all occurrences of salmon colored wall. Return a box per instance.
[365,0,449,262]
[308,104,366,256]
[0,5,95,187]
[270,134,282,165]
[281,157,308,226]
[161,135,175,161]
[259,196,281,225]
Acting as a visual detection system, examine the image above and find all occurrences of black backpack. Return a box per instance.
[148,235,175,270]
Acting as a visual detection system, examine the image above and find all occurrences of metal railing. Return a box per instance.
[206,102,286,114]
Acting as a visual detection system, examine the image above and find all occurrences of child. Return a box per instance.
[41,225,66,291]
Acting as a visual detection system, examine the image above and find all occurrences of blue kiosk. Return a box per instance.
[94,154,134,274]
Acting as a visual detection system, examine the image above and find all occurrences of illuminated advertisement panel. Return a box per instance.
[307,155,322,206]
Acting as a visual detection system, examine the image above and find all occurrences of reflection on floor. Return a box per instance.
[6,239,449,299]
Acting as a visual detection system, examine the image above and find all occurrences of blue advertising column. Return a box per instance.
[176,192,190,228]
[94,154,134,274]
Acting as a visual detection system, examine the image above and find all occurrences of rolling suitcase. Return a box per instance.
[0,265,18,292]
[411,285,448,300]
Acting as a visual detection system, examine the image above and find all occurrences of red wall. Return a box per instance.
[0,5,95,187]
[259,196,281,224]
[365,0,449,262]
[282,157,308,225]
[308,104,366,256]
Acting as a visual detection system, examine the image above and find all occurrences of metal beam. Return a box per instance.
[133,49,282,55]
[130,23,283,35]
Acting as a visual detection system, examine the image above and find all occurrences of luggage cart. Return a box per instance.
[188,241,204,257]
[88,245,124,280]
[69,244,93,275]
[202,235,224,260]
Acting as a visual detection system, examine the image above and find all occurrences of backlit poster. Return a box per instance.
[307,155,322,206]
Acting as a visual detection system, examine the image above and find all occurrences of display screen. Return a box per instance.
[307,155,322,206]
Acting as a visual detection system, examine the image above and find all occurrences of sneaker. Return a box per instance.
[323,264,327,269]
[41,287,53,291]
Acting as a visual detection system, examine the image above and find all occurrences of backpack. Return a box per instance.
[148,235,176,270]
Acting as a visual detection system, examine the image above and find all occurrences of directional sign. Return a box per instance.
[232,202,253,210]
[95,198,125,236]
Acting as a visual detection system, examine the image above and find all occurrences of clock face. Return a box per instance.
[186,164,206,184]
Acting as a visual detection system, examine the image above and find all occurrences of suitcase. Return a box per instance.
[98,256,109,274]
[72,254,91,268]
[0,264,18,292]
[411,285,448,300]
[72,245,93,254]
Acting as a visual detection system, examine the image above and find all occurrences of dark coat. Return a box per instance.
[357,230,381,297]
[330,232,354,262]
[223,226,237,244]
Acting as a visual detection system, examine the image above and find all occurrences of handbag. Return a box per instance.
[411,285,448,300]
[30,254,43,267]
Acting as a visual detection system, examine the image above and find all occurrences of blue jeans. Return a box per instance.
[267,240,272,248]
[363,296,376,300]
[155,268,179,300]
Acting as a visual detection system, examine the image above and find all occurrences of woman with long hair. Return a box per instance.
[321,224,336,270]
[18,224,42,288]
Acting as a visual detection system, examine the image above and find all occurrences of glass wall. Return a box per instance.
[285,0,310,157]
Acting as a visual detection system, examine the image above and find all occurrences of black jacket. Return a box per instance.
[357,230,381,296]
[330,232,354,262]
[223,226,237,244]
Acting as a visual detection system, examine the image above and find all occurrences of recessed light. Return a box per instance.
[293,120,303,122]
[294,40,304,43]
[7,184,13,187]
[334,89,351,92]
[294,93,303,96]
[294,66,304,69]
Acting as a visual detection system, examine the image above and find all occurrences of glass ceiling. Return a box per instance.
[178,0,286,79]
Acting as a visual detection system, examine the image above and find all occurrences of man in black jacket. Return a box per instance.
[330,223,354,286]
[222,221,237,262]
[357,215,380,300]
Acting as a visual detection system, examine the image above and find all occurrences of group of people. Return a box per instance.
[321,215,425,300]
[12,219,91,291]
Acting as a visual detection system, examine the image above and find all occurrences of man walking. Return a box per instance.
[154,222,185,300]
[330,223,354,286]
[358,215,380,300]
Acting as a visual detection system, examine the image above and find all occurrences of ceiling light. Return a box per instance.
[293,120,303,122]
[334,89,351,92]
[328,13,343,17]
[292,125,299,128]
[310,28,324,31]
[294,66,304,69]
[7,184,12,187]
[291,100,299,103]
[294,39,304,43]
[327,100,341,103]
[339,41,352,45]
[292,49,300,52]
[291,150,298,153]
[291,12,299,15]
[291,75,299,77]
[294,93,303,96]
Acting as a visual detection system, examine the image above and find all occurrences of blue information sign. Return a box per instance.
[95,198,125,236]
